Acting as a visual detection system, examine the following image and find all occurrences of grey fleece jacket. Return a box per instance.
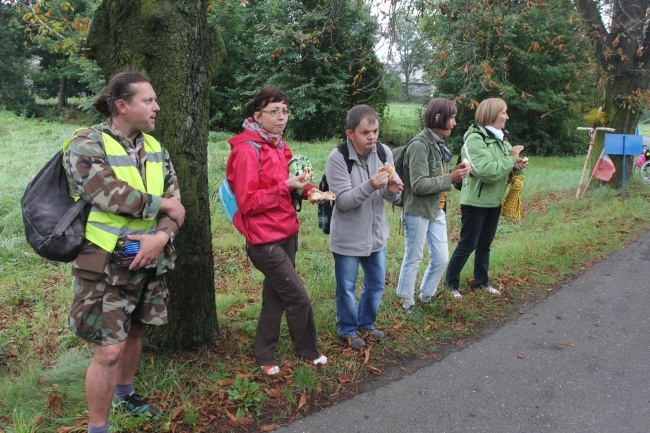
[326,139,401,257]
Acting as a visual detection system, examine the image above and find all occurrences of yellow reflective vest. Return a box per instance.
[63,130,165,253]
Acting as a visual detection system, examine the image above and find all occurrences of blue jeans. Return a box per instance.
[333,249,386,338]
[396,209,449,303]
[445,205,501,290]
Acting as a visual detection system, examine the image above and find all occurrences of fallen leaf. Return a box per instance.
[171,406,184,420]
[238,417,254,425]
[419,353,439,360]
[558,341,575,347]
[260,425,281,432]
[362,346,371,365]
[338,377,352,383]
[45,393,64,416]
[225,409,238,422]
[297,393,307,410]
[367,366,382,375]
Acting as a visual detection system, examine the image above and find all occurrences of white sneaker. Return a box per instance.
[310,354,328,366]
[261,365,280,375]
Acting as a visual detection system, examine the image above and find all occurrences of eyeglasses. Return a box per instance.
[259,108,291,117]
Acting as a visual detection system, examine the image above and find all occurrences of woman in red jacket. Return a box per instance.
[226,87,327,375]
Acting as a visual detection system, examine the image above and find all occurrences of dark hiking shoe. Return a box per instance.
[113,392,161,418]
[364,328,385,339]
[402,304,423,319]
[342,334,366,348]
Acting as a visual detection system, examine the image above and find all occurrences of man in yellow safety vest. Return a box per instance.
[63,71,185,433]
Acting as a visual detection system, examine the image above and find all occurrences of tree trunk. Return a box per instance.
[601,71,645,187]
[57,77,67,110]
[404,74,411,101]
[87,0,226,351]
[574,0,650,188]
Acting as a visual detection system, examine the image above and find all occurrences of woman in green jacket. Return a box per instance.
[396,98,470,316]
[444,98,528,299]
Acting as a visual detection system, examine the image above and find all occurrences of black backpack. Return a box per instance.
[21,150,89,262]
[392,136,432,205]
[318,142,386,234]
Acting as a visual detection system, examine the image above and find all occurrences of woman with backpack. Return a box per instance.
[225,87,327,375]
[395,98,470,317]
[443,98,528,299]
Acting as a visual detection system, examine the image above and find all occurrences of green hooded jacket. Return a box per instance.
[459,123,516,208]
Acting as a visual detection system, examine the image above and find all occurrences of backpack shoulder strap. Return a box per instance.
[337,141,387,173]
[376,142,387,164]
[409,135,429,146]
[247,141,263,171]
[403,135,431,162]
[336,141,355,174]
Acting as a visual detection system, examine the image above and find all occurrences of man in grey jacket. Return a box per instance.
[325,105,403,349]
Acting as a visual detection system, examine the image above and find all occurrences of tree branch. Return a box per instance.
[573,0,609,66]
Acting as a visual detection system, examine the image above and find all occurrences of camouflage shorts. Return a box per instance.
[68,270,169,345]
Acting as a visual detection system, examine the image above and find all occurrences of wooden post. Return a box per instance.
[576,126,615,199]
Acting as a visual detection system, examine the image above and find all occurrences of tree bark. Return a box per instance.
[87,0,226,351]
[57,77,67,110]
[574,0,650,187]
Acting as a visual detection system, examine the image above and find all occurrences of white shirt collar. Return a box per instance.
[485,125,504,140]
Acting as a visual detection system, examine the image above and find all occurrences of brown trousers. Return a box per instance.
[247,232,320,365]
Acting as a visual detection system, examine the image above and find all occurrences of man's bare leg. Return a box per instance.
[86,341,126,427]
[116,323,145,386]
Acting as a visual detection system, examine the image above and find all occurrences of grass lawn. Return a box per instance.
[1,109,650,432]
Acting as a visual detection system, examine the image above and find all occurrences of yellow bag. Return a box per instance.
[501,172,524,222]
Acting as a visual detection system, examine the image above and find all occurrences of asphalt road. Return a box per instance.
[275,231,650,433]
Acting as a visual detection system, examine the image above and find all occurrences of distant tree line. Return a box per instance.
[4,0,649,160]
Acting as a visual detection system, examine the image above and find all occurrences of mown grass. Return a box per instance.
[1,109,650,432]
